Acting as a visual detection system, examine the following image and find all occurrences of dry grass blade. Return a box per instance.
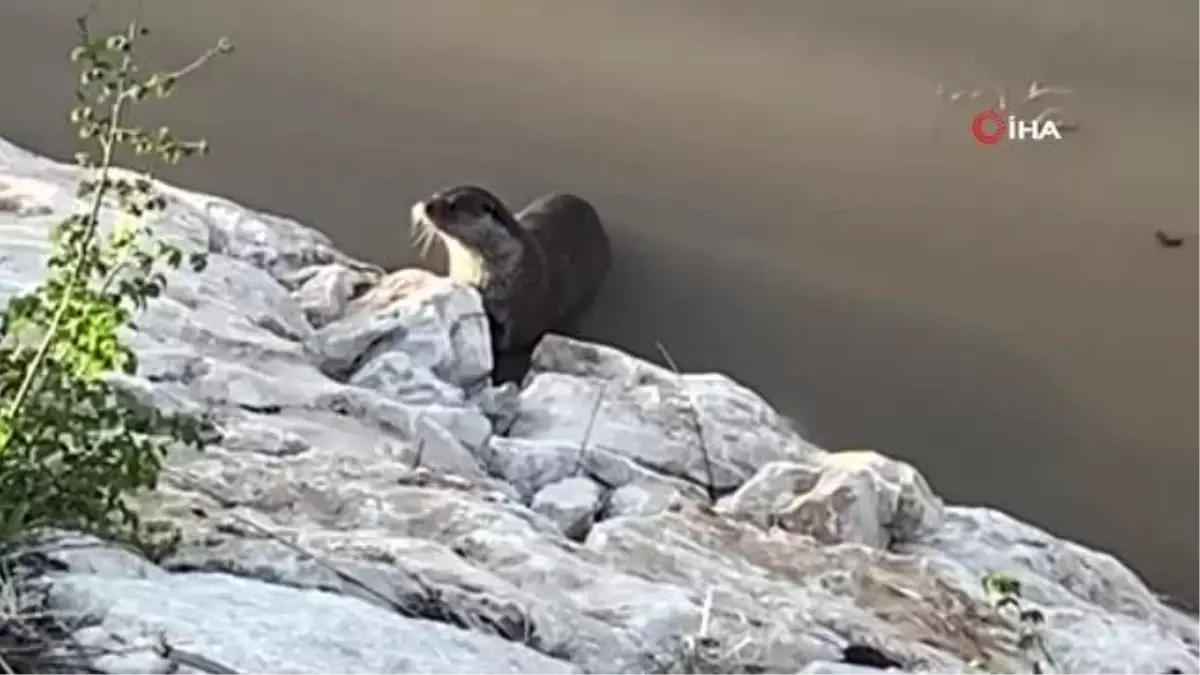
[698,585,714,637]
[653,586,769,674]
[0,550,80,675]
[655,341,718,504]
[158,638,240,675]
[655,341,681,372]
[1,553,38,675]
[572,383,608,475]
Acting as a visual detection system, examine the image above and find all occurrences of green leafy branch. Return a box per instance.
[0,15,231,554]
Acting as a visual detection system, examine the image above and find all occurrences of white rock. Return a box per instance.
[313,270,492,390]
[531,476,606,540]
[510,336,826,494]
[719,452,944,548]
[797,661,890,674]
[603,481,689,518]
[484,438,581,502]
[350,349,466,406]
[717,459,827,527]
[49,571,579,674]
[289,262,379,328]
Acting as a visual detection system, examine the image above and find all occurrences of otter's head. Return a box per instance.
[410,185,524,267]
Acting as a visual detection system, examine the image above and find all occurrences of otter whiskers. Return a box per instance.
[409,210,439,258]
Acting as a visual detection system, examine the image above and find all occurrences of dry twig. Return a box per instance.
[655,342,718,504]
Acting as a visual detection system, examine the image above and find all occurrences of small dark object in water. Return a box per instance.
[842,644,903,670]
[1154,229,1185,248]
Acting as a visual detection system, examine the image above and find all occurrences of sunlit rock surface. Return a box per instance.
[2,137,1196,674]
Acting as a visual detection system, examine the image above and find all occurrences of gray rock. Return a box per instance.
[289,262,379,328]
[313,270,491,389]
[350,349,467,406]
[509,340,828,493]
[49,571,579,674]
[531,477,606,540]
[484,438,581,502]
[717,459,827,527]
[719,452,944,548]
[796,660,890,674]
[603,481,689,519]
[469,381,522,431]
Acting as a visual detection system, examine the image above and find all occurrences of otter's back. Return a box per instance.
[515,192,611,320]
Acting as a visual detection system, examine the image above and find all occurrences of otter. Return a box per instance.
[410,185,611,356]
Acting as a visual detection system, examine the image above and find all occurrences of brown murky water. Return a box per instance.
[1,0,1195,604]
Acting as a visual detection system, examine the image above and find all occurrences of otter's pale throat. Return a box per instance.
[439,231,490,286]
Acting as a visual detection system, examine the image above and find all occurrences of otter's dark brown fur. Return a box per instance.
[411,185,610,354]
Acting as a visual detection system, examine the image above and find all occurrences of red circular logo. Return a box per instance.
[971,109,1006,145]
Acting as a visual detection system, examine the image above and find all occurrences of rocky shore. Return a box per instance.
[0,136,1196,674]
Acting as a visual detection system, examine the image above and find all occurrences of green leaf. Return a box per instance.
[187,252,208,273]
[155,75,177,98]
[1019,609,1046,625]
[105,35,130,52]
